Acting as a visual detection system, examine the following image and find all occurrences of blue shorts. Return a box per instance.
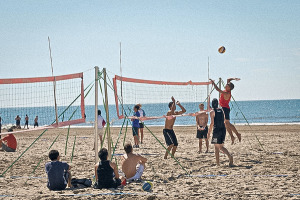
[132,127,139,136]
[2,143,16,152]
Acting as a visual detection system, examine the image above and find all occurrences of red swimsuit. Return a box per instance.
[219,90,231,108]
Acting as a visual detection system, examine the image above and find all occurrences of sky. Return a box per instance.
[0,0,299,101]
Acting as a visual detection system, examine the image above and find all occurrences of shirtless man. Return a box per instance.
[15,115,21,129]
[196,103,209,153]
[210,78,241,144]
[34,116,38,128]
[121,143,147,181]
[163,96,186,159]
[24,114,29,129]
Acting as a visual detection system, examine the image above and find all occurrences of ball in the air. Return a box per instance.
[142,181,153,191]
[218,46,226,54]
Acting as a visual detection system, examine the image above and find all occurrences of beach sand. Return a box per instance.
[0,125,300,199]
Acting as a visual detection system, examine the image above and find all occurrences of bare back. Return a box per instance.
[122,153,146,179]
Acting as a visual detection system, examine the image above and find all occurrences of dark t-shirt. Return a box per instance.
[45,161,69,190]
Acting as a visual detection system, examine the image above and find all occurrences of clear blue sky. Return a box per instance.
[0,0,299,101]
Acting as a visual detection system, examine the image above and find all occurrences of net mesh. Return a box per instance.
[0,73,85,131]
[113,75,211,119]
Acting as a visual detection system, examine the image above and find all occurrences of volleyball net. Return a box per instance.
[113,75,212,120]
[0,72,85,134]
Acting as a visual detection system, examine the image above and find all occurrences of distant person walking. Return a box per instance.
[34,116,39,128]
[137,104,146,144]
[15,115,21,129]
[24,114,29,129]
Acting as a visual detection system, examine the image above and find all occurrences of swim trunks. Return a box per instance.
[163,129,178,146]
[196,126,208,139]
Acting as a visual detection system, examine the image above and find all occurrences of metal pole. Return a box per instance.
[103,68,111,160]
[219,77,222,100]
[48,37,59,125]
[207,56,210,110]
[120,42,124,116]
[94,66,99,164]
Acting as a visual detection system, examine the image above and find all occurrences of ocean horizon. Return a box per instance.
[0,99,299,128]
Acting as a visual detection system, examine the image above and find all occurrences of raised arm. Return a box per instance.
[227,78,240,84]
[170,96,176,113]
[207,110,215,139]
[209,79,227,94]
[174,101,186,115]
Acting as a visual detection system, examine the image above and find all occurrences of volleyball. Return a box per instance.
[142,181,153,191]
[218,46,226,54]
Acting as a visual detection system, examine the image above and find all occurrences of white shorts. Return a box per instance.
[127,164,145,181]
[98,128,103,137]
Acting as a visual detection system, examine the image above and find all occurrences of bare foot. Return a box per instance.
[164,155,168,159]
[197,150,202,154]
[205,150,208,153]
[216,163,220,166]
[236,133,241,142]
[229,155,234,167]
[231,137,235,145]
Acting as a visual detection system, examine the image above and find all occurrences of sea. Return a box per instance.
[1,99,299,128]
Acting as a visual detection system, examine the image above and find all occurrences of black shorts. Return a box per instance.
[34,122,38,127]
[132,127,139,136]
[211,128,226,144]
[222,107,230,120]
[196,126,208,139]
[25,121,28,125]
[139,123,144,128]
[163,129,178,146]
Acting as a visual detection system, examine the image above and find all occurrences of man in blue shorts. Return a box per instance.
[163,96,186,159]
[131,105,140,148]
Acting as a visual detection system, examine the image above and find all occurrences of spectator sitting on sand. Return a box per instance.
[0,128,17,152]
[94,148,122,189]
[45,150,72,190]
[121,143,147,182]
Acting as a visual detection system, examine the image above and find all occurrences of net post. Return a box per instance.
[103,68,111,160]
[94,66,99,164]
[207,56,210,110]
[219,77,222,99]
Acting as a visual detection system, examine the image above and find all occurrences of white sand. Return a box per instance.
[0,125,300,199]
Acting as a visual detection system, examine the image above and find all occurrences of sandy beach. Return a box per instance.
[0,124,300,199]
